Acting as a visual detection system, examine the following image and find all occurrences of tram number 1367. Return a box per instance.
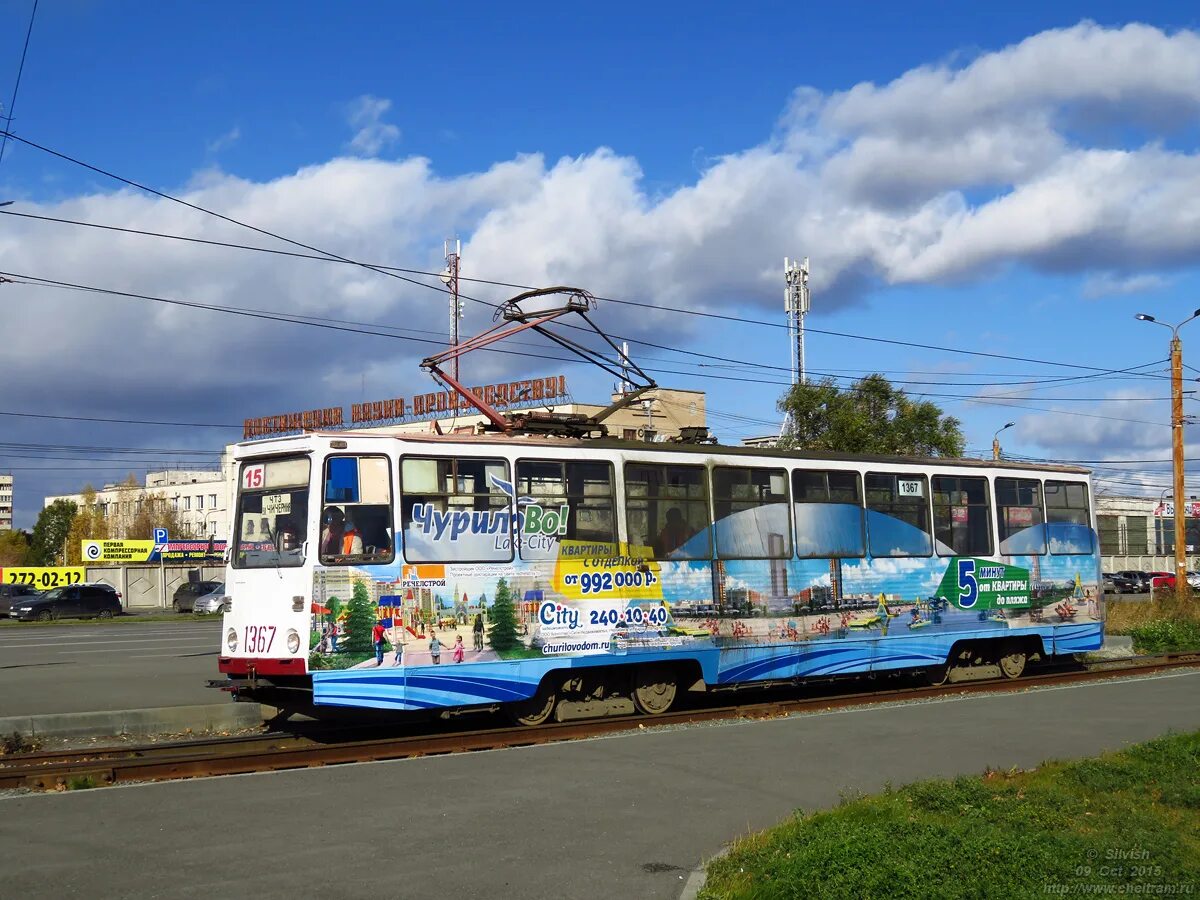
[243,625,276,654]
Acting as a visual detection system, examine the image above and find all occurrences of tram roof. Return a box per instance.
[238,429,1090,475]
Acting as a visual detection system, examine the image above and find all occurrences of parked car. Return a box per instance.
[10,583,123,622]
[1147,571,1173,591]
[193,586,229,615]
[172,580,223,613]
[0,583,40,617]
[1102,572,1138,594]
[1115,570,1151,592]
[1188,572,1200,589]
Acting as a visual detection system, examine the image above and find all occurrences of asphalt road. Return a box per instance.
[0,619,223,717]
[3,668,1198,900]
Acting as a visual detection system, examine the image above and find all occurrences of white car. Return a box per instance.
[193,587,229,614]
[1188,572,1200,589]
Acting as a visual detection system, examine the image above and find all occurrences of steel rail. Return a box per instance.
[3,653,1196,791]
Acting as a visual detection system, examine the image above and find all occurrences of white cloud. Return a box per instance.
[10,22,1200,521]
[345,95,401,157]
[205,126,241,154]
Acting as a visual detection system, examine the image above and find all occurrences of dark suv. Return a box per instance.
[172,580,223,613]
[10,584,123,621]
[0,583,40,617]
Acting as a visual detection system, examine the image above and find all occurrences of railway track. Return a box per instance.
[3,652,1196,792]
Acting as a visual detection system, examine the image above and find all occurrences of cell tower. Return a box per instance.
[440,239,464,383]
[780,256,810,437]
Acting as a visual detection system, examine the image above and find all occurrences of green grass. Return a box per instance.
[700,731,1200,900]
[1106,593,1200,652]
[1128,619,1200,653]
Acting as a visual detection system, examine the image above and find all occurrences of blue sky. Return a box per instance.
[3,2,1200,527]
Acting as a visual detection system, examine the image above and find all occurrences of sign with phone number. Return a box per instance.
[0,567,86,589]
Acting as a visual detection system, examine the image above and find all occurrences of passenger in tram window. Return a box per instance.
[321,507,345,556]
[341,513,364,556]
[655,507,690,557]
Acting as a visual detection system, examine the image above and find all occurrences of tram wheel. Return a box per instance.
[509,683,557,727]
[998,647,1027,679]
[632,665,678,715]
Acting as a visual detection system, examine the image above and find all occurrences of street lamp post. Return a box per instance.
[992,422,1016,461]
[1135,309,1200,601]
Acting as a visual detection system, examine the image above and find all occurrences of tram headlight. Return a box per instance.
[226,627,238,653]
[286,628,301,654]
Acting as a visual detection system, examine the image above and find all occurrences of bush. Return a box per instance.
[1129,618,1200,653]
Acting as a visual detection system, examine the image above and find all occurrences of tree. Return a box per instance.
[343,581,375,654]
[777,374,965,457]
[487,578,520,652]
[0,529,30,566]
[64,487,109,565]
[28,499,78,566]
[105,475,184,540]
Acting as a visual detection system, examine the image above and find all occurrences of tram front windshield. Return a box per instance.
[234,456,311,568]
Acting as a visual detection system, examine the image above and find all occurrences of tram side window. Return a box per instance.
[515,460,616,560]
[995,477,1047,555]
[1045,480,1093,555]
[712,467,790,559]
[865,473,932,557]
[792,470,865,558]
[320,456,394,565]
[625,463,711,559]
[932,475,993,557]
[400,457,512,562]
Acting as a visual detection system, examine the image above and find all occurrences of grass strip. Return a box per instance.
[701,730,1200,899]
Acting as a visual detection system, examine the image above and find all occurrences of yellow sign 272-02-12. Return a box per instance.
[0,567,86,590]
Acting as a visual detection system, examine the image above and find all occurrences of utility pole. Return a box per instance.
[1136,308,1200,602]
[441,239,463,384]
[780,257,810,438]
[992,422,1015,461]
[1171,333,1187,599]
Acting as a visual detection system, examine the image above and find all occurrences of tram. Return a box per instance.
[217,430,1103,724]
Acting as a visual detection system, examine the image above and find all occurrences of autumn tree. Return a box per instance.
[0,529,30,566]
[778,374,965,457]
[64,486,110,565]
[126,491,184,541]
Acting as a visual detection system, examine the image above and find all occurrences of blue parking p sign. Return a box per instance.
[153,527,169,544]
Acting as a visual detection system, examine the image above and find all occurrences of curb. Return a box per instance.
[679,847,729,900]
[0,702,272,740]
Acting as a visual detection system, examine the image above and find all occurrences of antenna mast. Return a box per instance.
[442,239,463,384]
[780,256,810,437]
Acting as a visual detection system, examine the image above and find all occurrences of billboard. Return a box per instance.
[82,540,227,563]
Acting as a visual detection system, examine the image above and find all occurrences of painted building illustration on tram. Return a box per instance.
[220,433,1103,719]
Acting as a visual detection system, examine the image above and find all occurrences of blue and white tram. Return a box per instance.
[218,431,1103,723]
